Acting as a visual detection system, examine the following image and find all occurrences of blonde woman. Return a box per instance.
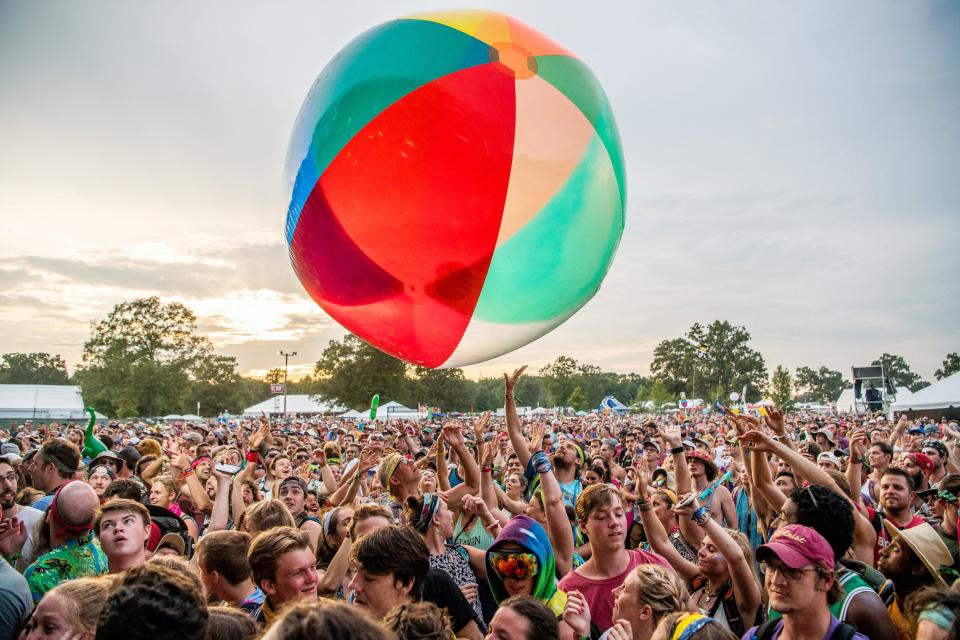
[22,575,114,640]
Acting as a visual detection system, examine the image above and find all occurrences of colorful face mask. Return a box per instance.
[489,551,539,581]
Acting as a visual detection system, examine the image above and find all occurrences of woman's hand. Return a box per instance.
[562,589,591,637]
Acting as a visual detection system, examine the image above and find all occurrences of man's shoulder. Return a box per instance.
[628,548,670,568]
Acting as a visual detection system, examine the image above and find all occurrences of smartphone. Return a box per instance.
[215,463,241,475]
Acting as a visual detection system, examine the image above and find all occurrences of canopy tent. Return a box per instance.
[339,409,366,419]
[0,384,106,422]
[835,386,914,414]
[243,394,344,416]
[372,400,420,421]
[892,372,960,414]
[598,395,628,415]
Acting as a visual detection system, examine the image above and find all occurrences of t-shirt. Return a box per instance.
[558,549,670,631]
[0,557,32,640]
[422,567,483,633]
[558,479,583,509]
[870,509,925,564]
[742,615,869,640]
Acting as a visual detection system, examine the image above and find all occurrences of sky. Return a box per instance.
[0,1,957,384]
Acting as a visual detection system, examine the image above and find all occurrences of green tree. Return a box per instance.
[652,321,767,401]
[567,386,587,411]
[0,353,69,384]
[472,378,503,412]
[795,366,849,404]
[935,353,960,381]
[313,334,409,409]
[185,355,257,415]
[872,353,928,392]
[540,356,579,406]
[770,365,795,410]
[411,367,472,411]
[264,368,285,385]
[631,382,650,409]
[75,297,213,417]
[647,379,674,414]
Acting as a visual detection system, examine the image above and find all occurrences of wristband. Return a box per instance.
[245,450,259,463]
[670,446,684,455]
[481,465,493,474]
[692,506,709,526]
[530,451,553,475]
[182,468,194,479]
[639,501,653,512]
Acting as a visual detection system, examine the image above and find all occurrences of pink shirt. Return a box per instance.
[558,549,671,631]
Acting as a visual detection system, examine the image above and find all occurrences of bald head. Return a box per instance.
[54,481,100,531]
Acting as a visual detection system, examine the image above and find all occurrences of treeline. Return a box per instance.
[1,297,951,417]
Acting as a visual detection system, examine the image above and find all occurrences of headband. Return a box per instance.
[191,456,212,470]
[413,493,441,534]
[41,448,77,474]
[50,480,93,536]
[671,613,713,640]
[323,508,339,538]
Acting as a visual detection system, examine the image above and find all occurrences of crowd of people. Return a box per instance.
[2,365,960,640]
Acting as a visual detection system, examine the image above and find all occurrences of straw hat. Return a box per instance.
[884,520,952,588]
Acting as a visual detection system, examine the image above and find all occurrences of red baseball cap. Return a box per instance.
[757,524,834,571]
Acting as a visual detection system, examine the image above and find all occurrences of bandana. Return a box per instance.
[191,456,212,470]
[671,613,714,640]
[50,480,93,536]
[412,493,441,534]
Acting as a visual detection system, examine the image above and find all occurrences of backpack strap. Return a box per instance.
[753,618,781,640]
[870,510,883,535]
[829,621,858,640]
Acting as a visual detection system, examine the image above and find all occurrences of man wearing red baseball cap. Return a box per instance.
[744,524,869,639]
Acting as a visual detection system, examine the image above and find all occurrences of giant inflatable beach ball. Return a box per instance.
[284,10,625,368]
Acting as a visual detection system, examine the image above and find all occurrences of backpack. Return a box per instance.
[752,618,857,640]
[837,558,895,606]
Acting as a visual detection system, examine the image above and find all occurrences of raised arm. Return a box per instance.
[317,535,352,595]
[435,439,452,492]
[207,468,234,532]
[660,425,691,494]
[635,468,698,579]
[504,366,531,467]
[675,496,762,625]
[530,451,574,577]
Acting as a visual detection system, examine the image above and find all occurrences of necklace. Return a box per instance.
[700,586,723,606]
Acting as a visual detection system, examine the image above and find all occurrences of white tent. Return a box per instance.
[339,409,366,419]
[835,386,914,414]
[0,384,101,421]
[243,395,344,416]
[373,400,419,421]
[892,372,960,412]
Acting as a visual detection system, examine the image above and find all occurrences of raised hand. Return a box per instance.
[763,407,786,435]
[358,446,379,473]
[850,430,868,459]
[442,422,465,447]
[562,590,592,637]
[740,430,778,453]
[473,411,491,440]
[480,442,496,467]
[659,424,682,448]
[503,365,528,397]
[528,423,546,452]
[0,517,28,556]
[671,493,701,517]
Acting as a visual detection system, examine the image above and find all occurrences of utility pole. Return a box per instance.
[278,350,297,417]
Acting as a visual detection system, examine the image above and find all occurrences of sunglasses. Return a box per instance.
[489,551,538,581]
[759,560,818,581]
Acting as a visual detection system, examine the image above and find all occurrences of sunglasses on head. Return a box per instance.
[489,551,538,581]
